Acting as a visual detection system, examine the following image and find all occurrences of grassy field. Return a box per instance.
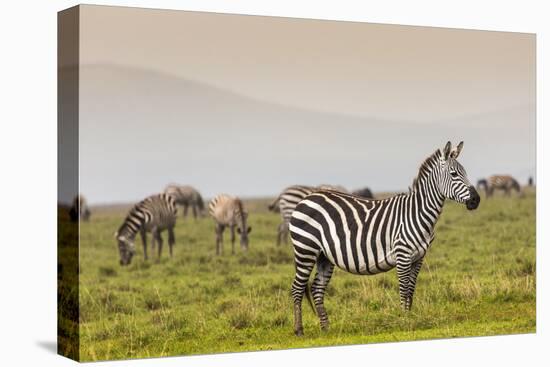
[78,191,536,361]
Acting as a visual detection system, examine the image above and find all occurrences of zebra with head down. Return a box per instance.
[115,193,177,265]
[288,141,480,336]
[209,194,252,255]
[486,175,522,197]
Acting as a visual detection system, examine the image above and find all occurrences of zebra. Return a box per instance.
[289,141,480,336]
[485,175,521,197]
[318,184,348,193]
[352,187,374,199]
[114,193,177,266]
[476,179,489,196]
[69,194,91,222]
[270,185,317,246]
[164,184,205,219]
[209,194,252,255]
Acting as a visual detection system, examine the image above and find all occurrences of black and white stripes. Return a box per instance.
[271,185,316,246]
[289,141,480,335]
[115,193,178,265]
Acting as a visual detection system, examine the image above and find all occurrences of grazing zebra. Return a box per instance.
[486,175,521,197]
[164,184,205,219]
[270,185,316,246]
[114,193,177,266]
[69,194,91,222]
[352,187,374,199]
[289,141,480,336]
[476,179,489,196]
[209,194,251,255]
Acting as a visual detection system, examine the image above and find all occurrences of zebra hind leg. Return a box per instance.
[291,252,318,336]
[311,253,335,331]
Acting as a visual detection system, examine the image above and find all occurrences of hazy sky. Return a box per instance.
[76,5,536,204]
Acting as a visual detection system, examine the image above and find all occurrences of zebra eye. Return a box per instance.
[450,171,459,178]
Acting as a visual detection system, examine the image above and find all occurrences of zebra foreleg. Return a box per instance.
[230,225,236,255]
[155,230,163,260]
[406,258,424,310]
[168,226,175,258]
[192,205,197,220]
[183,204,189,218]
[215,224,224,256]
[395,249,413,311]
[291,253,318,336]
[311,253,335,331]
[140,229,148,260]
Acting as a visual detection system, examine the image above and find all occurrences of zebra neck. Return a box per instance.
[119,224,139,240]
[409,173,446,225]
[119,214,143,240]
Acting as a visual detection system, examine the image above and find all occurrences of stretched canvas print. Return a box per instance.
[58,4,536,362]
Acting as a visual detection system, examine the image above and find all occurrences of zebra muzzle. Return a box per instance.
[466,186,480,210]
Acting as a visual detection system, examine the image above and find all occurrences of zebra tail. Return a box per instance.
[304,282,317,316]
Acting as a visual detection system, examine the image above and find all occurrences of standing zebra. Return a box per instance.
[352,187,374,199]
[289,142,480,336]
[209,194,251,255]
[69,194,91,222]
[115,193,177,266]
[164,184,205,219]
[271,185,316,246]
[485,175,521,197]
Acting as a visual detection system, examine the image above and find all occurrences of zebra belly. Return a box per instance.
[143,221,173,232]
[329,251,397,275]
[358,252,397,275]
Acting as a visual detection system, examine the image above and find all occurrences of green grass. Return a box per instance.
[78,192,536,361]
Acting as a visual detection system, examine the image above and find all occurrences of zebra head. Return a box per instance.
[438,141,480,210]
[236,211,252,250]
[114,231,136,266]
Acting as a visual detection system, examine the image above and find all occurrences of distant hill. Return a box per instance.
[77,64,535,204]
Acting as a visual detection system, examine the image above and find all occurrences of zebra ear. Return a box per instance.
[442,141,452,160]
[451,141,464,159]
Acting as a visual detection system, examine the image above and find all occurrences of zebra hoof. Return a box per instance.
[295,328,304,337]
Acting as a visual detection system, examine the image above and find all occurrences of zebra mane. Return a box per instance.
[235,198,245,215]
[409,149,442,193]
